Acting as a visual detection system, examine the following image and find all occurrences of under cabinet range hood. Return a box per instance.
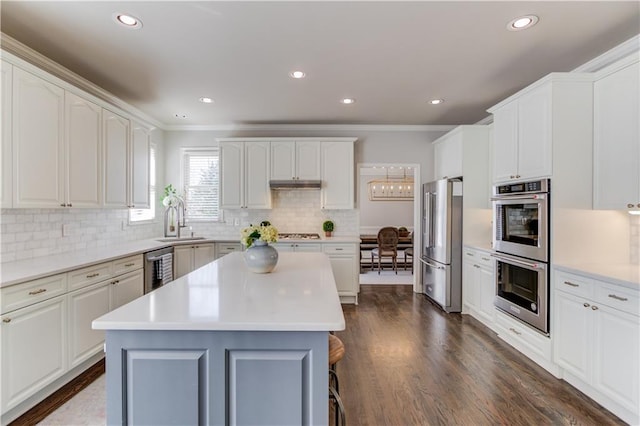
[269,180,322,189]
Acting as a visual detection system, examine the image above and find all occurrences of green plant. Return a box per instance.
[322,220,334,232]
[398,226,408,232]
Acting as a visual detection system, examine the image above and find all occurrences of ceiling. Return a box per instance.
[1,1,638,128]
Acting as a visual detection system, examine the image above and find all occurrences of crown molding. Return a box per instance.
[163,123,456,132]
[572,34,640,73]
[0,32,163,129]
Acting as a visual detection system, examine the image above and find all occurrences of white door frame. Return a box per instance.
[356,162,422,293]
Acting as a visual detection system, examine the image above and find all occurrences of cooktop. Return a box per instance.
[278,233,321,240]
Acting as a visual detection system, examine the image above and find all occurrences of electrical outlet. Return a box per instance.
[62,224,70,237]
[121,221,126,230]
[234,218,240,226]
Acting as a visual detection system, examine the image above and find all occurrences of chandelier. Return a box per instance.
[367,167,414,201]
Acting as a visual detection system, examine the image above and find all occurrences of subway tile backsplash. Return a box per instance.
[0,190,359,263]
[1,208,161,263]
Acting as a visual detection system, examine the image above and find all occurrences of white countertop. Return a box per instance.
[554,262,640,289]
[0,235,361,288]
[93,252,346,332]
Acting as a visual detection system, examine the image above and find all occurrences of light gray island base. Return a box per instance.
[94,252,345,426]
[105,329,328,425]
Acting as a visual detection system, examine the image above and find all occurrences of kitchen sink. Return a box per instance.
[156,236,207,242]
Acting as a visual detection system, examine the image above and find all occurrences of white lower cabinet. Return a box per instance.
[1,295,67,412]
[323,243,358,304]
[174,244,216,278]
[0,254,144,422]
[109,269,144,311]
[462,247,496,330]
[554,269,639,424]
[214,242,243,259]
[68,281,110,368]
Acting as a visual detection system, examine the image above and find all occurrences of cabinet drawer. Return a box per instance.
[496,311,551,360]
[1,274,67,314]
[68,262,112,291]
[475,251,493,269]
[113,254,143,275]
[216,243,242,256]
[554,270,593,299]
[594,282,639,317]
[323,244,356,255]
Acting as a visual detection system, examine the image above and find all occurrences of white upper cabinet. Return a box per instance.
[490,83,552,183]
[489,75,594,184]
[321,141,354,209]
[65,91,102,208]
[130,121,150,209]
[12,68,65,208]
[593,59,640,211]
[1,60,12,208]
[433,131,463,180]
[270,140,320,180]
[102,108,130,208]
[219,140,271,209]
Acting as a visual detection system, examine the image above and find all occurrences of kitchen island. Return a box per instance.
[93,252,345,426]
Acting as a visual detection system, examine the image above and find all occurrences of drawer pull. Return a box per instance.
[28,288,47,295]
[481,257,490,261]
[583,303,590,308]
[509,327,522,336]
[591,305,599,311]
[86,273,100,278]
[473,264,481,269]
[608,294,628,302]
[124,263,135,267]
[563,281,579,287]
[335,248,343,251]
[465,253,474,257]
[3,318,11,323]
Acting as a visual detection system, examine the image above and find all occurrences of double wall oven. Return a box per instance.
[492,179,550,334]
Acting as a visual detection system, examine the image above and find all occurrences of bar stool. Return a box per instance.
[329,334,346,426]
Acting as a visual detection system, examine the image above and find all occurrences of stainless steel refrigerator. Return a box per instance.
[420,178,463,313]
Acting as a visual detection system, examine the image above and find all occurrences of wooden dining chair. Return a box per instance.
[370,227,399,274]
[404,232,414,273]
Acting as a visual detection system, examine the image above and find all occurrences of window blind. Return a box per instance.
[183,149,220,221]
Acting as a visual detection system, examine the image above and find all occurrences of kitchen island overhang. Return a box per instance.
[93,252,345,425]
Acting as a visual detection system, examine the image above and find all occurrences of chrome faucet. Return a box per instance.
[164,198,187,238]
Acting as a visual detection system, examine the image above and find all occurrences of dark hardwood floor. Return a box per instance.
[334,285,624,426]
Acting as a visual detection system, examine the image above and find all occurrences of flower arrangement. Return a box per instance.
[241,221,278,248]
[162,184,183,207]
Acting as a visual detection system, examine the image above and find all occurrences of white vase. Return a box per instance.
[244,240,278,273]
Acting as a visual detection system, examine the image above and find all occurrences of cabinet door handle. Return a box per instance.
[608,294,628,302]
[335,248,343,251]
[124,263,135,267]
[563,281,579,287]
[509,327,522,336]
[628,203,635,208]
[2,318,10,323]
[465,253,474,257]
[473,264,481,269]
[481,257,490,261]
[111,280,120,285]
[591,305,599,311]
[60,203,66,207]
[67,203,73,207]
[28,288,47,295]
[583,303,590,308]
[87,273,100,278]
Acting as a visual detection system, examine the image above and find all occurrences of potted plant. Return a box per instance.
[398,226,410,237]
[323,220,335,237]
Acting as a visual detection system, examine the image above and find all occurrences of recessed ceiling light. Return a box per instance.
[112,13,143,29]
[199,97,214,104]
[174,113,188,119]
[340,98,356,105]
[289,71,306,79]
[429,99,444,105]
[507,15,539,31]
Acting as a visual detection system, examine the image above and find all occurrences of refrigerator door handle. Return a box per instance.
[419,257,445,270]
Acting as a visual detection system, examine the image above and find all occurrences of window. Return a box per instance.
[129,144,156,222]
[182,148,220,221]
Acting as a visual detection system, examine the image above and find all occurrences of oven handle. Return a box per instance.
[491,193,547,201]
[490,252,544,270]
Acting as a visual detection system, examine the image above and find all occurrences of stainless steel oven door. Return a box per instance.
[492,193,548,262]
[492,252,548,335]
